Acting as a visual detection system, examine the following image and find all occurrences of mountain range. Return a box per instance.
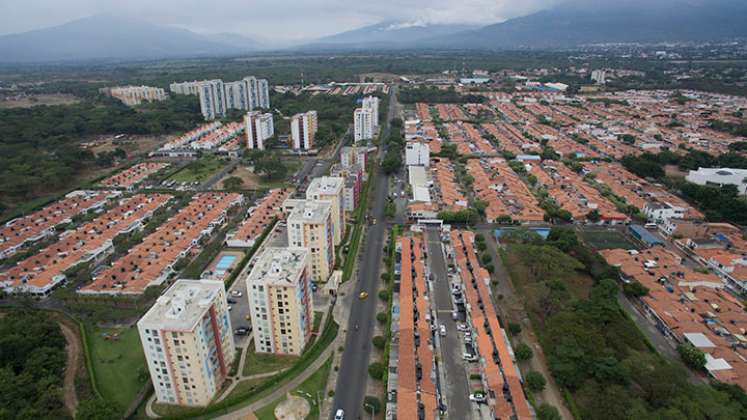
[1,0,747,63]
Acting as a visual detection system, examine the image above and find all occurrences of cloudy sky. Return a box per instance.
[0,0,562,44]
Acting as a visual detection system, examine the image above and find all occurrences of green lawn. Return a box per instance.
[255,356,333,420]
[85,323,148,412]
[578,228,640,250]
[169,156,225,183]
[243,342,298,377]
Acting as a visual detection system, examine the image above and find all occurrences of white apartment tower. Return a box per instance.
[245,111,275,150]
[354,108,374,142]
[290,111,318,150]
[591,69,607,85]
[257,79,270,109]
[225,80,251,110]
[245,247,313,355]
[198,80,227,120]
[362,96,380,130]
[306,177,345,246]
[137,280,235,407]
[169,81,201,95]
[287,200,334,282]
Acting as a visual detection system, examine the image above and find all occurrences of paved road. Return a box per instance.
[425,228,472,420]
[331,86,397,419]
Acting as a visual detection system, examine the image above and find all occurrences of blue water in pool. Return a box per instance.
[215,255,237,275]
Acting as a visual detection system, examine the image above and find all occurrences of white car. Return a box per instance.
[335,409,345,420]
[463,353,478,362]
[439,324,447,337]
[231,290,242,297]
[457,324,469,332]
[470,393,487,404]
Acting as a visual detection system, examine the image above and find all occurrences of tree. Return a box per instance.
[508,322,522,336]
[372,336,386,349]
[376,312,388,323]
[536,403,562,420]
[525,371,547,392]
[378,289,390,301]
[254,154,289,180]
[76,398,120,420]
[587,209,601,222]
[368,362,385,380]
[363,396,382,414]
[515,343,533,362]
[677,344,706,370]
[622,281,649,298]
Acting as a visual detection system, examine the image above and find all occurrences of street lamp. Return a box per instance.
[364,402,376,420]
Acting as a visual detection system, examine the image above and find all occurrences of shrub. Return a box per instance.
[477,241,487,252]
[381,273,390,283]
[508,322,522,336]
[475,233,485,242]
[328,390,335,397]
[525,371,546,392]
[623,281,649,298]
[537,403,561,420]
[470,373,482,380]
[376,312,388,324]
[372,336,386,349]
[368,362,385,380]
[363,396,382,414]
[678,344,706,370]
[480,254,492,265]
[378,289,390,301]
[515,343,533,362]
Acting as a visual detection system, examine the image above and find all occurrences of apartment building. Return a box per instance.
[340,146,368,175]
[169,81,201,95]
[224,80,251,111]
[287,200,334,282]
[198,80,227,121]
[354,108,374,142]
[257,78,270,109]
[137,280,235,406]
[245,247,313,355]
[106,85,167,106]
[306,177,345,245]
[362,95,380,130]
[591,69,607,84]
[290,111,318,150]
[245,111,274,150]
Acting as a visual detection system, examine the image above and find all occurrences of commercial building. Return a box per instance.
[287,200,334,282]
[405,141,430,167]
[686,168,747,195]
[245,111,274,150]
[137,280,235,406]
[362,95,380,130]
[106,85,167,106]
[306,177,345,245]
[290,111,318,150]
[198,80,227,120]
[354,108,374,142]
[245,247,313,355]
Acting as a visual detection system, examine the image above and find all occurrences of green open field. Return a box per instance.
[85,323,147,412]
[578,228,640,250]
[255,356,333,420]
[243,342,299,377]
[169,156,225,183]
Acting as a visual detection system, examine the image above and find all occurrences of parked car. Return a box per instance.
[457,323,469,332]
[439,324,447,337]
[227,298,237,304]
[463,353,478,362]
[452,310,459,321]
[231,290,242,297]
[470,393,487,404]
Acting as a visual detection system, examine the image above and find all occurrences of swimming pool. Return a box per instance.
[214,255,238,275]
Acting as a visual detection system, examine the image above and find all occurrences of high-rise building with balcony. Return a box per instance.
[245,111,274,150]
[198,80,227,120]
[306,177,345,246]
[287,200,334,282]
[137,280,235,407]
[354,108,374,142]
[290,111,318,150]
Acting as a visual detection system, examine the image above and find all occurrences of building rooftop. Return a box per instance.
[287,200,331,225]
[307,177,343,196]
[139,279,223,331]
[247,247,308,287]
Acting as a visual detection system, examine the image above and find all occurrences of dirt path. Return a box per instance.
[58,322,81,416]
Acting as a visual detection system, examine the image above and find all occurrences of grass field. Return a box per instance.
[254,356,333,420]
[86,323,147,412]
[242,342,299,377]
[578,228,639,250]
[169,156,225,183]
